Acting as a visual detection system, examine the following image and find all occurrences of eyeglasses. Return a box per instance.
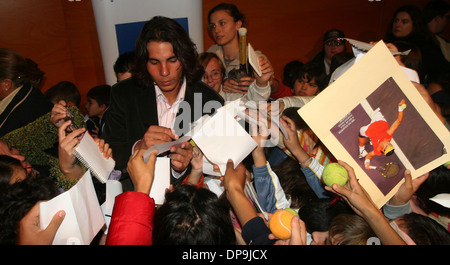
[202,71,223,82]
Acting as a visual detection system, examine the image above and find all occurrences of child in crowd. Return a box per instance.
[270,62,328,101]
[84,85,111,138]
[113,51,134,83]
[198,51,274,102]
[0,173,62,244]
[44,81,81,107]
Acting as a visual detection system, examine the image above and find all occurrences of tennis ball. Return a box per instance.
[322,163,349,187]
[269,209,296,240]
[401,103,407,109]
[285,208,299,217]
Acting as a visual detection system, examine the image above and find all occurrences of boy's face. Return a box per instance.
[85,97,105,118]
[293,75,319,96]
[202,57,223,93]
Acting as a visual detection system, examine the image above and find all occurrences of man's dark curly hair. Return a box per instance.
[0,175,58,244]
[132,16,203,88]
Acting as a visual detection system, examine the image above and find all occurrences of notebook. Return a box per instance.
[73,132,115,183]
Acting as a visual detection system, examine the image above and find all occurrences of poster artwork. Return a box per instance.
[330,77,444,195]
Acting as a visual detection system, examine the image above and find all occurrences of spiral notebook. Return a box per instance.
[73,132,115,183]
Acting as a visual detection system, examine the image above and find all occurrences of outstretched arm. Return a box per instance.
[387,99,405,136]
[106,149,157,245]
[182,146,205,187]
[280,116,313,167]
[325,160,406,245]
[280,116,329,198]
[383,170,429,220]
[58,120,86,179]
[223,160,258,226]
[250,112,290,213]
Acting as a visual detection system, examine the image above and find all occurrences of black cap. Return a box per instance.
[323,29,345,44]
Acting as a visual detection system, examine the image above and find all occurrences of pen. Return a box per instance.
[327,196,341,209]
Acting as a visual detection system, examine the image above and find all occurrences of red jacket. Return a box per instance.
[106,191,155,245]
[270,79,294,100]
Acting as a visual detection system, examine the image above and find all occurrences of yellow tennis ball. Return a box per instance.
[322,163,349,187]
[401,103,407,109]
[269,209,295,240]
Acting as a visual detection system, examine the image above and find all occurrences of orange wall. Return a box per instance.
[1,0,448,111]
[0,0,104,112]
[202,0,450,79]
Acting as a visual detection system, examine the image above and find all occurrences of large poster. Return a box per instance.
[91,0,203,84]
[298,41,450,208]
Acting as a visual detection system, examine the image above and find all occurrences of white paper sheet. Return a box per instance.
[40,171,105,245]
[430,193,450,209]
[344,38,411,56]
[101,180,123,234]
[202,156,222,176]
[150,157,171,205]
[204,177,224,197]
[191,108,257,175]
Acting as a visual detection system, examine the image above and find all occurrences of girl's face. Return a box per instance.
[393,11,413,38]
[202,57,223,93]
[208,10,242,47]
